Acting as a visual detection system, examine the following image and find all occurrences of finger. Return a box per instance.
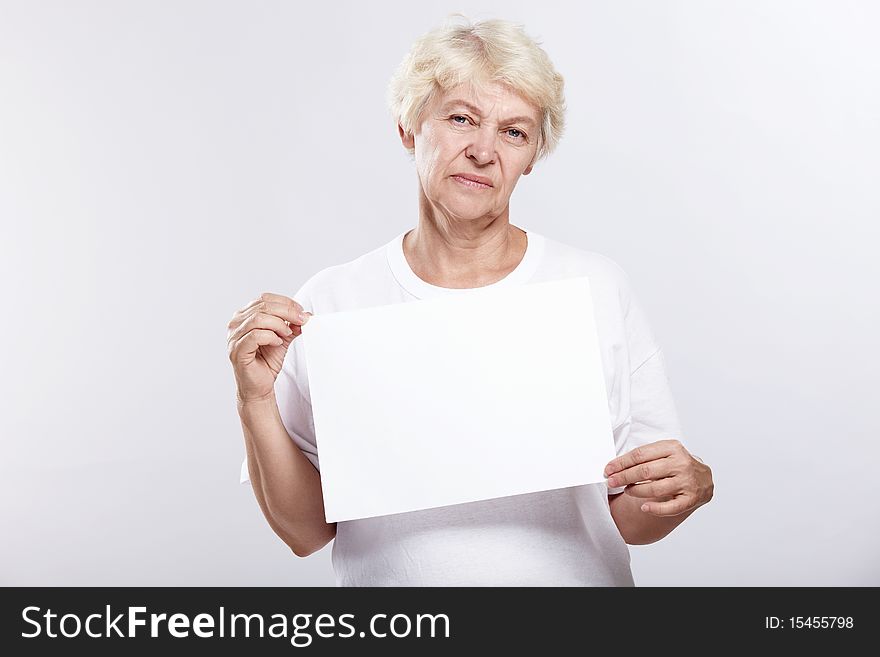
[606,457,675,487]
[253,292,307,318]
[257,300,311,326]
[236,328,285,357]
[234,294,309,325]
[604,440,681,476]
[255,291,294,305]
[623,477,680,499]
[640,496,692,516]
[240,292,291,311]
[228,312,294,345]
[228,302,310,340]
[232,296,273,322]
[238,296,265,314]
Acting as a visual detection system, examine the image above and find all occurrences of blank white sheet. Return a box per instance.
[300,275,614,522]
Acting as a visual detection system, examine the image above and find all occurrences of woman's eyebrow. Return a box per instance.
[441,99,537,128]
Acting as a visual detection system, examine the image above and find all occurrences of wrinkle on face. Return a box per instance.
[411,81,541,228]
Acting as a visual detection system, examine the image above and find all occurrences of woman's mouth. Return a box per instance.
[452,175,492,189]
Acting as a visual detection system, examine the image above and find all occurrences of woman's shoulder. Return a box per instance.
[537,233,635,298]
[290,236,397,310]
[538,234,659,363]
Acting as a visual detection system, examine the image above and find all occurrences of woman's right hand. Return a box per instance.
[227,292,312,405]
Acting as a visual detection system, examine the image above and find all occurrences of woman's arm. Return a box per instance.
[608,490,696,544]
[605,440,713,545]
[239,397,336,557]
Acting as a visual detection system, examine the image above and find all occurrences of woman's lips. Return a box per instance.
[452,175,492,189]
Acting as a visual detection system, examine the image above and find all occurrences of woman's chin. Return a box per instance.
[443,199,498,220]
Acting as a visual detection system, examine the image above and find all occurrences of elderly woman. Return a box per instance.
[227,16,713,586]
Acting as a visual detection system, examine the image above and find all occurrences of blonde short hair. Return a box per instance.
[387,15,566,164]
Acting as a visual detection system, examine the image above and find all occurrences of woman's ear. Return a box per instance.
[398,123,415,150]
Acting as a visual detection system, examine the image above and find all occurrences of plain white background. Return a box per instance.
[1,0,877,585]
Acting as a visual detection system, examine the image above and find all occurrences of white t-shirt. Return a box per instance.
[240,226,685,586]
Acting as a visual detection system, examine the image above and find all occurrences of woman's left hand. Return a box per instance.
[604,439,714,516]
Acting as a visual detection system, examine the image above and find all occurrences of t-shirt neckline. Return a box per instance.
[386,225,544,300]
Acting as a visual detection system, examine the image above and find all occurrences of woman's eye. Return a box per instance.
[451,115,469,124]
[507,129,524,139]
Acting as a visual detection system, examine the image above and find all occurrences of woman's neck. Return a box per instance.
[402,211,527,289]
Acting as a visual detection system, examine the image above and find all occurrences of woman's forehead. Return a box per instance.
[435,82,540,121]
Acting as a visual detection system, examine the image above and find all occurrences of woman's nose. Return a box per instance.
[465,126,497,165]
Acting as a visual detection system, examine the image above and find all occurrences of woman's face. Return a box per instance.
[400,81,541,224]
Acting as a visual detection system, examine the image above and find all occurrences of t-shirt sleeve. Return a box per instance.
[607,269,685,495]
[239,287,319,486]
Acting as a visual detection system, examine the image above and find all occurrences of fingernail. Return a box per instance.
[299,312,309,323]
[607,477,617,487]
[641,504,649,512]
